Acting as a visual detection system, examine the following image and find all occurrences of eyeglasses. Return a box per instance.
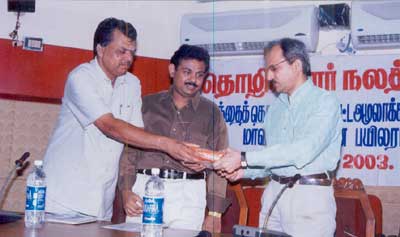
[265,58,289,73]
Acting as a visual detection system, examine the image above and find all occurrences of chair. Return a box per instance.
[367,194,383,236]
[242,186,264,227]
[334,177,376,237]
[221,183,248,233]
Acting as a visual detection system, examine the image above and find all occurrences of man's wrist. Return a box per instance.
[240,151,247,168]
[208,211,222,218]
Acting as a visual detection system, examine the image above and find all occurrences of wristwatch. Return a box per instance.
[240,151,247,168]
[208,211,222,218]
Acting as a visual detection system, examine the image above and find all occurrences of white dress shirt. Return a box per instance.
[44,58,143,220]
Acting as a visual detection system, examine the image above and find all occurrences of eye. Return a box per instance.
[116,49,125,56]
[182,69,191,76]
[195,72,206,78]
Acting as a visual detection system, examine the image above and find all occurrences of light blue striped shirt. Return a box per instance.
[244,79,342,179]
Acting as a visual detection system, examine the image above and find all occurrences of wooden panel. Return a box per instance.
[0,39,170,102]
[334,177,375,237]
[221,183,248,233]
[243,187,263,227]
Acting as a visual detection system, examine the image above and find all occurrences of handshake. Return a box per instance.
[183,144,244,182]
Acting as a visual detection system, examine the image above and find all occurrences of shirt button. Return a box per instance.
[172,128,176,132]
[166,160,170,164]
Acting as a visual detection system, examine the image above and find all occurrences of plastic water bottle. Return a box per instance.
[25,160,46,228]
[142,168,164,237]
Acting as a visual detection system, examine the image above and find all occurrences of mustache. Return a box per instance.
[120,61,132,67]
[184,82,198,88]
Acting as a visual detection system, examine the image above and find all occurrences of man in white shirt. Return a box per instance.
[43,17,201,220]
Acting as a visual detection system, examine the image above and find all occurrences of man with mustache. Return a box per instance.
[214,38,342,237]
[43,18,200,220]
[117,44,230,232]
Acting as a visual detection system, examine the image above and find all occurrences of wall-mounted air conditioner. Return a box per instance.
[181,5,319,56]
[351,1,400,49]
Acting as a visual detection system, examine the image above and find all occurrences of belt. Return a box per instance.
[270,172,332,186]
[137,169,206,180]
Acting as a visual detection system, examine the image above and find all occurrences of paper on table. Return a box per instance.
[102,223,203,237]
[102,222,143,232]
[45,212,97,225]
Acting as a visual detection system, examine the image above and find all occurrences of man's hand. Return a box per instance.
[122,190,143,217]
[181,161,206,172]
[213,148,241,173]
[218,169,244,182]
[202,215,221,233]
[164,139,203,163]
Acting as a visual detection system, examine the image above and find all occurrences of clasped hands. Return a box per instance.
[173,142,244,182]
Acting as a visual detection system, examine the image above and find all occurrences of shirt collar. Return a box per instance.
[160,86,201,111]
[92,57,126,87]
[278,78,313,107]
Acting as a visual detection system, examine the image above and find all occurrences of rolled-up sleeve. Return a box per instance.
[118,145,141,191]
[206,109,231,213]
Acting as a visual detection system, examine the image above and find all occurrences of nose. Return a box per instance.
[187,73,198,82]
[122,51,133,63]
[265,69,274,81]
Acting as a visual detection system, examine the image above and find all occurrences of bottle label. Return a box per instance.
[26,186,46,211]
[142,196,164,225]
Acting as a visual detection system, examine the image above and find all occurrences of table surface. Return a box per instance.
[0,220,232,237]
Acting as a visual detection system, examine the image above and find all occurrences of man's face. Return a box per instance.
[170,59,207,98]
[96,29,136,80]
[264,45,297,95]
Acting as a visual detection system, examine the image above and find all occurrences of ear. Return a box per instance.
[292,59,303,74]
[96,44,104,58]
[168,64,176,78]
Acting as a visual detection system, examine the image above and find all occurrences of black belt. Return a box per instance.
[137,169,206,180]
[270,172,333,186]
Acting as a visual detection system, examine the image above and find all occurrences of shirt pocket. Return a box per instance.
[187,133,208,148]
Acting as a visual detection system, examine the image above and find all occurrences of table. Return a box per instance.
[0,220,231,237]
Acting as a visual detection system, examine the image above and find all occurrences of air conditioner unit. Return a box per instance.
[181,5,319,56]
[351,1,400,49]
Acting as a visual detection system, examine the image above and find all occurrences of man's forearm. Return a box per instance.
[206,172,231,213]
[118,174,136,192]
[95,114,173,152]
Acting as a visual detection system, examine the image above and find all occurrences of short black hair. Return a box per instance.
[93,17,137,57]
[170,44,210,73]
[264,38,311,76]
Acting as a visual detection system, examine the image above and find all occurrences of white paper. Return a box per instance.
[102,222,142,232]
[101,223,202,237]
[45,213,97,225]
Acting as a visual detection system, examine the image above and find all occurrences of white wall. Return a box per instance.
[2,0,399,59]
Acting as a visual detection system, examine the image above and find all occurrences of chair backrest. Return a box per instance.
[368,194,383,236]
[221,183,248,233]
[242,186,264,227]
[334,177,376,237]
